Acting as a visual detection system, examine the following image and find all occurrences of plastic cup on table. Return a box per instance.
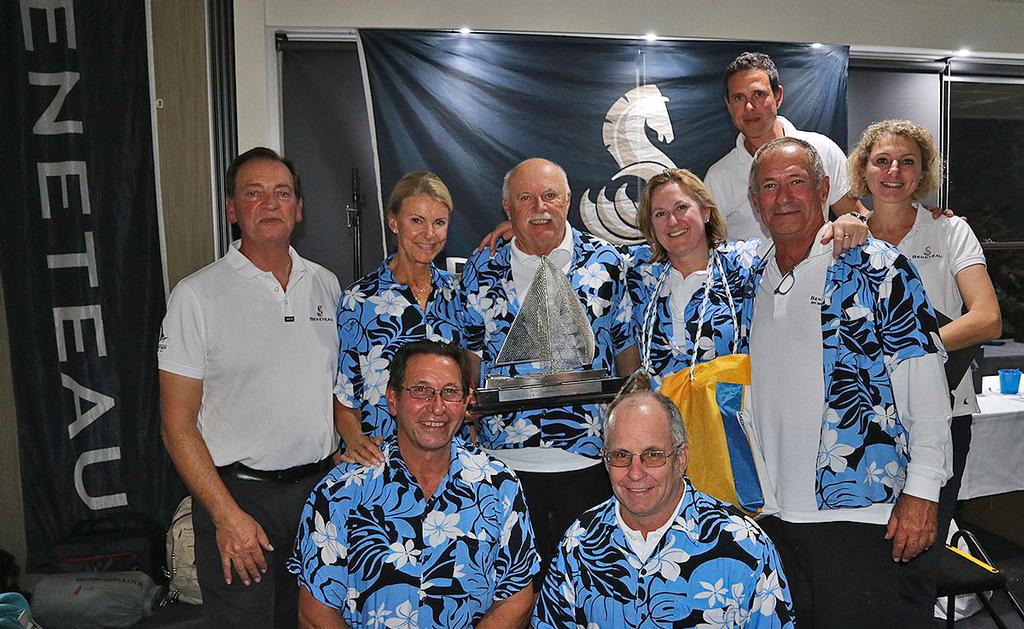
[998,368,1021,395]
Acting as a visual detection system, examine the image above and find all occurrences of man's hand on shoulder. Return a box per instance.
[215,506,274,585]
[475,220,513,256]
[885,493,938,562]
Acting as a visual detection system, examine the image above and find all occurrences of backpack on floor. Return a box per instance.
[31,571,161,628]
[165,496,202,605]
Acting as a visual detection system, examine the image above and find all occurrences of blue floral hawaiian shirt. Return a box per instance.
[627,241,762,388]
[289,434,540,627]
[460,227,635,457]
[335,258,462,437]
[745,239,945,510]
[533,480,795,628]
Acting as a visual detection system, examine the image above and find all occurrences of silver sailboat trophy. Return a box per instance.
[474,256,626,414]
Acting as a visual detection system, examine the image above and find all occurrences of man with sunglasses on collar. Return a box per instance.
[291,341,540,628]
[746,138,951,628]
[534,389,794,628]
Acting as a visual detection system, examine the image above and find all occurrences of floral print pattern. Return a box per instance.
[335,258,463,437]
[289,435,540,627]
[533,481,795,628]
[460,228,635,457]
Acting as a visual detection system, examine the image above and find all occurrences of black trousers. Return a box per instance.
[192,472,321,629]
[516,463,612,579]
[758,517,939,629]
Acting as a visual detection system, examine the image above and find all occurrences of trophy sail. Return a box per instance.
[494,256,595,371]
[476,255,624,414]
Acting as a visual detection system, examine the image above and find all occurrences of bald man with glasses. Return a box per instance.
[534,389,794,629]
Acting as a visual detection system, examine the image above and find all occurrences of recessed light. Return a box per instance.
[955,47,971,57]
[644,32,658,42]
[811,42,823,49]
[459,27,471,36]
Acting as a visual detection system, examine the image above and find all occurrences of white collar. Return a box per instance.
[509,223,573,270]
[615,480,687,562]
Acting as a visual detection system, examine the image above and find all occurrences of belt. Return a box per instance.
[217,457,333,484]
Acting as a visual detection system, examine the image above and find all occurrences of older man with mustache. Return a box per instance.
[461,157,640,577]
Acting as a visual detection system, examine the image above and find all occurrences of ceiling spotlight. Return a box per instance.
[644,32,658,42]
[811,42,823,49]
[459,27,471,36]
[955,47,971,57]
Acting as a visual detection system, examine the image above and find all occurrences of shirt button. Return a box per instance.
[274,287,280,292]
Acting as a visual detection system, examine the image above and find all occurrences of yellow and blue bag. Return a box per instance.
[640,251,764,514]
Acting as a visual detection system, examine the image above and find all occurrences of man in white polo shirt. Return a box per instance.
[705,52,869,241]
[745,137,951,628]
[158,147,340,628]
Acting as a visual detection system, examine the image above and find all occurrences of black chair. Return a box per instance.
[937,528,1024,627]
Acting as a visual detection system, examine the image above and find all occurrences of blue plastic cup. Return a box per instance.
[999,368,1022,394]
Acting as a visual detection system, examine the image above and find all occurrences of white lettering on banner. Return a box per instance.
[63,373,115,439]
[74,447,128,510]
[37,161,90,218]
[53,306,107,362]
[28,72,83,135]
[47,231,99,287]
[19,0,76,51]
[22,8,127,513]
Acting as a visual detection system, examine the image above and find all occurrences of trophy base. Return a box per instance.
[475,370,626,415]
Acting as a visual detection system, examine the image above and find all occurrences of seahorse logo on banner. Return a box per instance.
[580,84,677,245]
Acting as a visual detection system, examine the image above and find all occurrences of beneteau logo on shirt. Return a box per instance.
[808,295,826,306]
[912,246,941,260]
[309,304,333,322]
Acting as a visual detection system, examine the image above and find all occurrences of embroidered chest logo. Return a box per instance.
[309,304,333,322]
[912,246,941,260]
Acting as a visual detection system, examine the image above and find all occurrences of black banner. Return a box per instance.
[360,30,848,252]
[1,1,178,569]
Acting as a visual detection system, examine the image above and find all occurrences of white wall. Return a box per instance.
[235,0,1024,151]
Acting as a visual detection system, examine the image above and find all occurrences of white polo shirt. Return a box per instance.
[896,204,987,415]
[158,241,341,470]
[705,116,851,242]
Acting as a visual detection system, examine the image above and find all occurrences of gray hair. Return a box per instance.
[501,157,570,203]
[749,136,827,193]
[604,390,687,447]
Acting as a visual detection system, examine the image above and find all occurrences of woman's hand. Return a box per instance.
[334,401,384,466]
[821,212,870,258]
[475,221,514,256]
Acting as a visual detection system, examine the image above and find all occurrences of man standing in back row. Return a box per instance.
[159,147,341,628]
[705,52,870,241]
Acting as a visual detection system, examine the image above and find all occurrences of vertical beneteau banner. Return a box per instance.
[359,30,848,252]
[1,1,176,568]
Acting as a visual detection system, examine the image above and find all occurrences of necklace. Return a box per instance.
[390,259,431,301]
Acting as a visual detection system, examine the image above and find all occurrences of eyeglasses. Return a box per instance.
[774,269,796,295]
[400,385,466,403]
[601,445,682,468]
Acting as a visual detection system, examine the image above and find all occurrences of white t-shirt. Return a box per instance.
[705,116,852,242]
[748,227,951,525]
[158,242,341,470]
[896,204,987,415]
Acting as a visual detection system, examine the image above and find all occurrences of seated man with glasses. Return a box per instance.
[534,389,795,628]
[289,340,540,628]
